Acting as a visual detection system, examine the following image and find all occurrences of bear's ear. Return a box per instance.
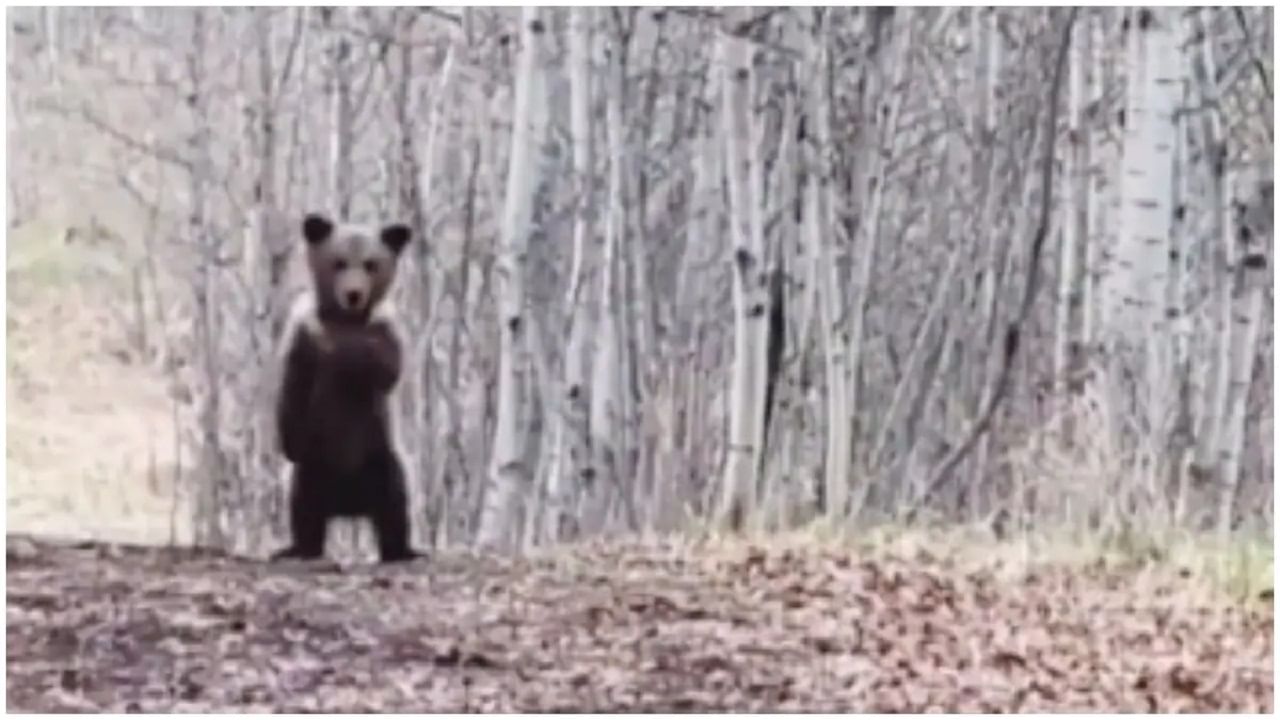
[302,213,334,245]
[380,223,412,256]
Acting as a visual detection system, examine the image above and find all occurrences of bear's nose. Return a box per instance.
[345,290,363,307]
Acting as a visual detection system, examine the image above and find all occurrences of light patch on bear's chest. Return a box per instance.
[280,292,403,355]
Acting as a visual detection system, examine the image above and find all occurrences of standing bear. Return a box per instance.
[273,212,423,563]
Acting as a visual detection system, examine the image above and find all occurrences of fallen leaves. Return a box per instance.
[4,537,1273,712]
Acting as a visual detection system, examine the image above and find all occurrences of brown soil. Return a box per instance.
[5,536,1273,712]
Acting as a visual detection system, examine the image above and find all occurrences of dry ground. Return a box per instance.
[6,535,1273,712]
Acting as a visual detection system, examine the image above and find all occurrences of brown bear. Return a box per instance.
[272,212,423,563]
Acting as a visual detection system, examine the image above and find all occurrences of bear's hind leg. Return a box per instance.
[272,474,329,560]
[369,457,422,563]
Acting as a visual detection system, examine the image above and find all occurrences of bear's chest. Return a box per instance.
[303,387,390,467]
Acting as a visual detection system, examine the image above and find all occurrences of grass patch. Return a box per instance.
[691,519,1273,607]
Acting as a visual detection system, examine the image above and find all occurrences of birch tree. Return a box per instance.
[187,9,224,548]
[243,7,290,550]
[324,7,354,218]
[1053,12,1086,442]
[1105,7,1181,498]
[716,15,768,531]
[802,11,852,524]
[1217,169,1270,534]
[476,7,545,551]
[544,6,596,543]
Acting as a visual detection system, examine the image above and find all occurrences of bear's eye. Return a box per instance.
[363,260,378,274]
[334,259,348,272]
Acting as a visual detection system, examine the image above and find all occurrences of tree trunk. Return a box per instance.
[1218,172,1270,535]
[188,9,224,549]
[1053,14,1085,442]
[1107,7,1180,503]
[716,15,767,532]
[803,12,851,524]
[325,7,354,218]
[475,7,545,551]
[545,6,596,543]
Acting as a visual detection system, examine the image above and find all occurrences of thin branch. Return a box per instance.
[418,7,462,29]
[272,8,306,110]
[907,8,1080,519]
[1231,7,1273,101]
[39,98,193,171]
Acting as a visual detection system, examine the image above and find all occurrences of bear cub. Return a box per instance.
[273,212,423,563]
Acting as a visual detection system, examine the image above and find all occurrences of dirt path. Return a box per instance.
[6,536,1273,712]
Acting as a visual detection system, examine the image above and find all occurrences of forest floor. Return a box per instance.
[6,533,1273,712]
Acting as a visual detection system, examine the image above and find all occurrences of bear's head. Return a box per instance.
[301,213,411,323]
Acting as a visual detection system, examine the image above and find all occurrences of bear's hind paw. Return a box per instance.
[378,548,427,564]
[270,545,326,562]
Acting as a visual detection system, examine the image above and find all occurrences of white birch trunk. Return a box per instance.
[671,92,720,527]
[965,7,1002,508]
[1184,9,1235,484]
[1081,11,1105,357]
[1053,15,1085,438]
[716,21,766,531]
[1108,7,1180,493]
[476,7,545,551]
[803,13,851,523]
[1218,173,1269,535]
[424,39,459,549]
[188,9,223,549]
[544,6,595,543]
[248,8,284,553]
[326,7,353,218]
[583,13,627,537]
[42,6,59,83]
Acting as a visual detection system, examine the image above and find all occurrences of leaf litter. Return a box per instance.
[5,535,1272,712]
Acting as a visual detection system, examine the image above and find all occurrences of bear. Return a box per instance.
[272,212,423,564]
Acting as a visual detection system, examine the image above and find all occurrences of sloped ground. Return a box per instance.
[6,536,1273,712]
[7,214,192,547]
[10,43,197,547]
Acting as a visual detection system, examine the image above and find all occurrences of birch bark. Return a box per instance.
[1108,7,1180,495]
[1053,15,1085,440]
[1218,173,1270,535]
[324,7,353,218]
[544,6,595,543]
[803,12,851,523]
[716,19,766,531]
[476,8,545,551]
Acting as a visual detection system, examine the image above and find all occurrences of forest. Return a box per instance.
[5,6,1274,712]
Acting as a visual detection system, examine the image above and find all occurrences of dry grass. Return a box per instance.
[709,518,1274,609]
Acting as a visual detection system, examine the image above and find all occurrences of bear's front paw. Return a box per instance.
[326,334,378,368]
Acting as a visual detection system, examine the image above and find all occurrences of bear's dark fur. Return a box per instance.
[272,213,422,564]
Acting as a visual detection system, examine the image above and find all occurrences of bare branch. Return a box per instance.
[1231,7,1273,101]
[39,99,192,171]
[909,8,1080,518]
